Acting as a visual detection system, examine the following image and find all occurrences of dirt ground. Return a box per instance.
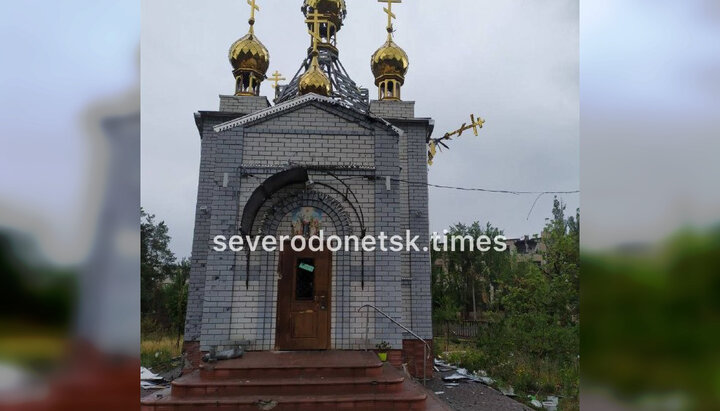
[425,368,533,411]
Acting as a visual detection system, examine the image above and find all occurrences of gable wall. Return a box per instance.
[186,97,432,353]
[241,105,375,167]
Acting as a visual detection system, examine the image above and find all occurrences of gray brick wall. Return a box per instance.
[184,116,229,341]
[198,126,246,350]
[405,121,433,339]
[185,94,434,351]
[219,95,271,113]
[372,123,404,348]
[378,107,434,340]
[369,100,416,119]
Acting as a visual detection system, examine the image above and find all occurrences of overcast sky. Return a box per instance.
[3,1,718,265]
[141,0,579,259]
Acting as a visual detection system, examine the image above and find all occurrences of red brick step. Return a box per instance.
[200,351,384,379]
[143,378,427,411]
[141,351,451,411]
[173,365,404,397]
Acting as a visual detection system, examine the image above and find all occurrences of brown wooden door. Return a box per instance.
[276,247,331,350]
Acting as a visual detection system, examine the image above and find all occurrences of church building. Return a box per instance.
[182,0,434,385]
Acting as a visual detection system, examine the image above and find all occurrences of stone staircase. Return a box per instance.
[141,351,449,411]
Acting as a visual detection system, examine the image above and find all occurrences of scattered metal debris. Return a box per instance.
[441,367,492,385]
[254,399,279,410]
[500,386,516,397]
[141,367,166,390]
[442,372,468,382]
[202,346,244,363]
[542,396,559,410]
[433,358,457,372]
[141,381,165,390]
[141,367,163,381]
[478,376,495,385]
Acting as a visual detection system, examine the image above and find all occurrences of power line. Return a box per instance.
[390,177,579,196]
[526,193,546,220]
[242,172,579,197]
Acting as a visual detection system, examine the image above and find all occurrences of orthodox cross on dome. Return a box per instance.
[269,70,286,89]
[379,0,402,36]
[246,0,260,34]
[306,9,325,54]
[299,9,332,96]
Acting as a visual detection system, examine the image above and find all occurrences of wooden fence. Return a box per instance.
[433,321,485,339]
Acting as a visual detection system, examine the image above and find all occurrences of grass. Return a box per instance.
[0,335,68,370]
[0,321,68,370]
[435,337,579,411]
[433,336,472,354]
[141,335,183,372]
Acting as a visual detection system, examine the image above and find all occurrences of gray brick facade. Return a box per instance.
[369,100,416,120]
[219,95,271,113]
[184,93,434,352]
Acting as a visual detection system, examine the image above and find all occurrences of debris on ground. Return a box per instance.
[529,395,560,410]
[442,372,468,382]
[441,367,491,385]
[542,396,559,410]
[428,367,534,411]
[477,376,494,385]
[141,381,166,390]
[434,358,457,372]
[254,399,279,410]
[202,346,244,363]
[141,367,163,381]
[436,356,559,409]
[141,367,166,390]
[500,386,516,397]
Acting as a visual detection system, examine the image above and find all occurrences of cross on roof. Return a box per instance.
[306,9,325,52]
[269,70,286,89]
[245,0,260,34]
[247,0,260,21]
[379,0,402,31]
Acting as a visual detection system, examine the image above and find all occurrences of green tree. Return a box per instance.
[141,208,176,320]
[430,200,580,404]
[443,222,510,319]
[164,258,190,347]
[541,198,580,326]
[497,197,580,360]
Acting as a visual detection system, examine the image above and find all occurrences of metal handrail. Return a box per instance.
[357,304,431,385]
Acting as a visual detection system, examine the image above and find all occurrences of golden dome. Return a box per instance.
[299,59,331,96]
[229,33,270,76]
[371,38,409,85]
[303,0,347,27]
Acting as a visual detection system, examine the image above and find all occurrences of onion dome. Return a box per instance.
[229,33,270,76]
[371,37,409,100]
[228,0,269,96]
[302,0,347,29]
[229,33,269,96]
[299,57,331,96]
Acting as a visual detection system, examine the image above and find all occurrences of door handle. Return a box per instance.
[318,294,327,311]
